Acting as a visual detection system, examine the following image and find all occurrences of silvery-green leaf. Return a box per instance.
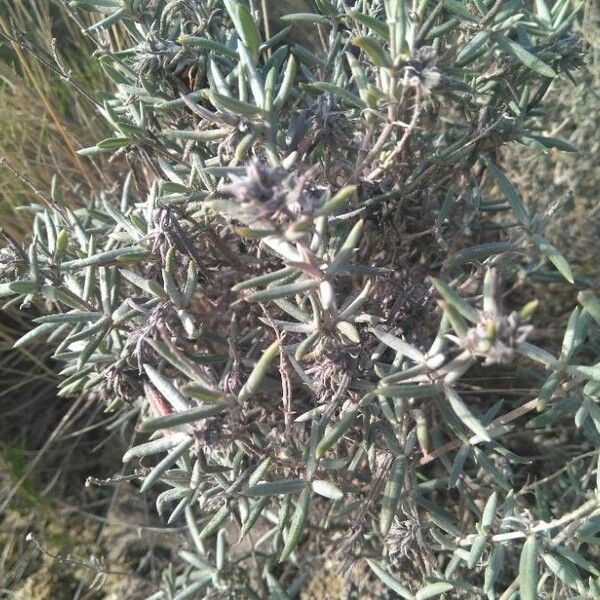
[467,535,486,569]
[238,339,280,401]
[140,404,228,433]
[578,291,600,326]
[481,491,498,532]
[444,387,491,441]
[246,479,306,496]
[442,0,478,22]
[554,544,600,576]
[372,328,425,363]
[415,581,453,600]
[496,34,557,78]
[140,436,193,489]
[279,486,311,561]
[336,321,360,343]
[247,280,317,302]
[484,545,504,596]
[519,536,539,600]
[430,278,478,322]
[199,504,230,540]
[351,35,392,67]
[62,245,147,269]
[485,161,531,227]
[265,571,292,600]
[380,456,405,535]
[542,553,584,592]
[144,364,191,412]
[315,407,359,458]
[348,11,389,39]
[311,480,343,500]
[533,234,574,283]
[366,560,414,599]
[177,35,237,59]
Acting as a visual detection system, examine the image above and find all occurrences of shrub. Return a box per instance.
[2,0,599,598]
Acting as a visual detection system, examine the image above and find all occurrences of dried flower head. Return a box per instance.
[459,310,533,365]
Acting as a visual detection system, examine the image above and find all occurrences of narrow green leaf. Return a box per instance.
[311,480,344,500]
[247,280,317,302]
[123,433,191,462]
[86,7,125,32]
[0,280,37,297]
[351,36,392,67]
[442,0,477,22]
[554,544,600,576]
[315,185,357,217]
[97,136,130,149]
[246,479,306,496]
[517,342,558,367]
[496,35,557,78]
[542,553,584,591]
[467,535,487,570]
[348,11,389,40]
[77,326,109,369]
[444,387,491,441]
[519,536,539,600]
[140,405,228,433]
[144,364,191,412]
[236,3,261,59]
[315,407,359,458]
[238,42,265,108]
[524,134,577,152]
[314,0,337,15]
[386,0,407,60]
[372,328,424,363]
[204,90,266,118]
[376,384,441,399]
[140,436,195,492]
[119,269,168,299]
[177,35,237,59]
[533,235,574,283]
[535,0,552,23]
[366,560,414,599]
[456,31,488,66]
[239,496,269,539]
[380,456,405,535]
[446,242,513,267]
[13,322,61,348]
[232,267,296,293]
[199,504,230,540]
[474,447,512,492]
[336,321,360,343]
[430,278,478,322]
[484,545,504,596]
[265,571,292,600]
[273,55,297,110]
[238,339,280,401]
[481,491,498,532]
[62,246,147,269]
[578,291,600,326]
[328,219,364,273]
[280,13,330,24]
[485,161,531,227]
[416,582,453,600]
[180,383,224,402]
[279,487,311,561]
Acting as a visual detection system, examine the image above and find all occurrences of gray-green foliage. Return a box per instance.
[2,0,600,597]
